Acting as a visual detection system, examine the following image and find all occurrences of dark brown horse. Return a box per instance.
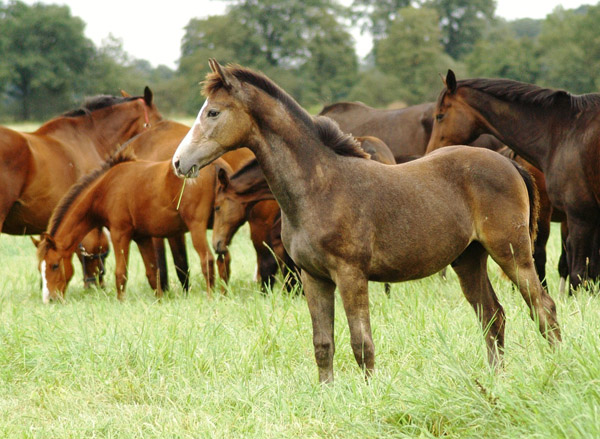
[173,60,560,382]
[2,88,161,289]
[36,151,229,302]
[426,70,598,290]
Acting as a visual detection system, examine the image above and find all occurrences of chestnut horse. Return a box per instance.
[2,88,161,288]
[426,70,598,290]
[120,119,254,290]
[172,60,561,382]
[36,150,231,302]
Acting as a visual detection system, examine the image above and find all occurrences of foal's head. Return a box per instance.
[34,235,74,303]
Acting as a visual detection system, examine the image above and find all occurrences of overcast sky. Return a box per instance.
[22,0,595,69]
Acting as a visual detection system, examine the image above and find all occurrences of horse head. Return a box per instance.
[34,233,74,303]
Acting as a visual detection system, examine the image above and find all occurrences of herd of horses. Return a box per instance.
[7,57,600,382]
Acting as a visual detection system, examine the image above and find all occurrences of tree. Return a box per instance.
[424,0,495,59]
[0,1,94,119]
[375,7,459,104]
[350,0,412,39]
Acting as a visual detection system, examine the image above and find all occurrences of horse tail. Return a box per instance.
[510,159,540,247]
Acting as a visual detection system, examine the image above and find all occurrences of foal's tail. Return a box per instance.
[510,160,540,246]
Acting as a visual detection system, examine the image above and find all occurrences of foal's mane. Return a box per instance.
[62,95,141,117]
[203,65,369,159]
[47,150,136,236]
[458,78,600,113]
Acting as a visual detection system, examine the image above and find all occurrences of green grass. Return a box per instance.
[2,224,600,438]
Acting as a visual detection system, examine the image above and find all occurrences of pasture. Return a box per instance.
[2,220,600,437]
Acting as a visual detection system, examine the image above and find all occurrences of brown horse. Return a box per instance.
[2,88,161,288]
[426,70,598,290]
[120,119,254,290]
[213,159,297,291]
[173,60,561,382]
[36,151,229,302]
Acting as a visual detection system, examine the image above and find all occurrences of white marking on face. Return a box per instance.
[41,261,50,304]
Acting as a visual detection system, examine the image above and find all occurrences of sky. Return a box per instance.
[22,0,596,69]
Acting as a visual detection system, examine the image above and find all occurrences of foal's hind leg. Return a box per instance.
[452,243,506,369]
[490,240,561,346]
[153,238,169,292]
[136,237,162,298]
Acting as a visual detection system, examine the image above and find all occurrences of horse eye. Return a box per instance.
[51,263,59,270]
[214,205,221,212]
[207,110,220,118]
[435,114,444,121]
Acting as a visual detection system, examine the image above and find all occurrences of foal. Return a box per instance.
[37,151,227,302]
[173,60,561,383]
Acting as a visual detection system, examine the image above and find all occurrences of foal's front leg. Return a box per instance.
[302,270,336,383]
[136,237,162,298]
[335,269,374,379]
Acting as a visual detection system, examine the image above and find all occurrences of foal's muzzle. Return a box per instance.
[173,159,199,178]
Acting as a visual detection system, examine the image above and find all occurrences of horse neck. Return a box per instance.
[463,88,561,170]
[41,105,143,160]
[52,189,98,255]
[246,110,336,222]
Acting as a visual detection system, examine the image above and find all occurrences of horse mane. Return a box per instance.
[459,78,600,113]
[62,95,140,117]
[47,149,136,236]
[203,65,369,159]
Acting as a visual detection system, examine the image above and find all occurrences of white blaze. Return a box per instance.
[173,100,207,168]
[41,261,50,304]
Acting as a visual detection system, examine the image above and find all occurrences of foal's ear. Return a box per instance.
[40,233,56,249]
[30,236,41,248]
[143,86,153,105]
[445,70,457,94]
[120,90,132,98]
[216,165,230,189]
[208,58,233,90]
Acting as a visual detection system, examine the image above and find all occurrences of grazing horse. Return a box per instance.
[426,70,598,290]
[36,151,229,302]
[120,119,255,290]
[2,88,161,287]
[172,60,561,382]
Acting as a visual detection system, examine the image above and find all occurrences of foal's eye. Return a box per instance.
[435,114,444,121]
[207,109,220,118]
[214,206,221,212]
[51,263,59,271]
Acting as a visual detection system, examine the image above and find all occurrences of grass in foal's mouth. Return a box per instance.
[1,223,600,438]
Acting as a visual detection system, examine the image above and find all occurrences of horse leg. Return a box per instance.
[302,269,336,383]
[153,238,169,292]
[491,241,561,347]
[558,221,569,294]
[566,215,600,291]
[136,237,162,298]
[216,250,231,285]
[168,234,190,291]
[451,243,505,368]
[111,232,131,301]
[190,227,216,297]
[258,247,278,292]
[335,268,375,380]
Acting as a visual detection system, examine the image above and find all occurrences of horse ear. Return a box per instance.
[208,58,232,90]
[446,70,457,94]
[143,86,153,105]
[217,166,230,188]
[120,90,132,98]
[30,236,41,248]
[40,233,56,249]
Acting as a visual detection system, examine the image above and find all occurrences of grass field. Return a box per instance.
[2,120,600,437]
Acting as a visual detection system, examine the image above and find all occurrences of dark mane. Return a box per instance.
[47,150,136,236]
[458,78,600,113]
[63,95,140,117]
[203,65,369,159]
